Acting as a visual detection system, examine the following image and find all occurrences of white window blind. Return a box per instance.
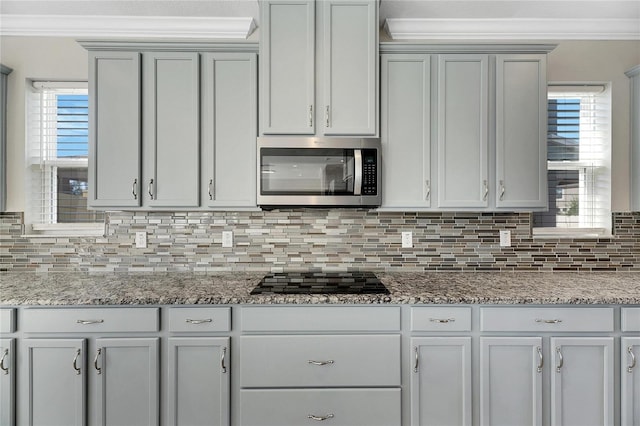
[533,83,611,235]
[26,81,104,233]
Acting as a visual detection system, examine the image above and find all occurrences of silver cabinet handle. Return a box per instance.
[308,414,334,421]
[148,178,154,199]
[429,318,455,324]
[556,347,563,373]
[73,349,81,375]
[325,105,330,128]
[309,104,313,127]
[535,319,562,324]
[425,180,430,200]
[536,346,543,373]
[77,319,104,325]
[186,318,213,324]
[132,178,138,200]
[221,347,227,374]
[308,360,334,366]
[499,180,505,200]
[208,179,213,200]
[94,348,102,375]
[0,349,8,375]
[413,346,419,373]
[628,346,637,373]
[483,180,489,201]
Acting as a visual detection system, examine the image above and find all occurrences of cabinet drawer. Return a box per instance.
[167,307,230,332]
[622,308,640,332]
[411,306,471,331]
[22,307,159,333]
[0,309,15,333]
[240,388,401,426]
[480,307,614,332]
[240,334,400,387]
[241,306,400,332]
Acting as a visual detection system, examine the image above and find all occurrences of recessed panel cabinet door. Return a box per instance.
[260,0,315,134]
[480,337,543,426]
[20,338,86,426]
[0,338,15,426]
[622,337,640,426]
[143,52,199,207]
[380,54,431,209]
[437,54,489,208]
[201,53,257,208]
[550,337,614,426]
[89,51,141,208]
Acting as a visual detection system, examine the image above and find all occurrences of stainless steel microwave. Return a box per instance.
[257,137,381,208]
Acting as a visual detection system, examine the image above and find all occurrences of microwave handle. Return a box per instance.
[354,149,362,195]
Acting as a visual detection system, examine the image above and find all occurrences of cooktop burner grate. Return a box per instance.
[251,271,389,295]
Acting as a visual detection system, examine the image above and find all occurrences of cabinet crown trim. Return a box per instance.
[379,42,556,54]
[79,40,258,52]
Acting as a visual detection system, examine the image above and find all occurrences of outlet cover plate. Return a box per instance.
[222,231,233,248]
[135,232,147,248]
[499,230,511,247]
[401,231,413,248]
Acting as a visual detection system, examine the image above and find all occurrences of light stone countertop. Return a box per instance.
[1,271,639,306]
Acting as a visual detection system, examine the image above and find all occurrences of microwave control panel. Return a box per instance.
[362,149,378,195]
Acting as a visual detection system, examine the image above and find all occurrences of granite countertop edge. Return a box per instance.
[1,271,639,306]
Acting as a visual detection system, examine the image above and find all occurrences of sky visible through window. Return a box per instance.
[56,94,88,158]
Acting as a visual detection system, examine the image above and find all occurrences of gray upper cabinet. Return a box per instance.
[495,54,547,209]
[260,0,378,136]
[201,53,257,208]
[260,0,315,135]
[143,52,200,208]
[88,52,141,208]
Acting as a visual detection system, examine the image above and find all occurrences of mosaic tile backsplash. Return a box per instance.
[1,211,639,272]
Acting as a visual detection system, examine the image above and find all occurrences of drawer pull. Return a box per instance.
[628,346,637,373]
[536,346,543,373]
[186,318,213,325]
[0,349,9,375]
[94,348,102,375]
[73,349,81,375]
[413,346,419,373]
[429,318,455,324]
[221,347,227,374]
[77,319,104,325]
[308,414,334,421]
[535,319,562,324]
[555,347,563,373]
[307,360,335,366]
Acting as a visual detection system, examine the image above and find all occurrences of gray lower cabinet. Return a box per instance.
[622,337,640,426]
[21,338,86,426]
[411,337,472,426]
[0,338,15,426]
[167,337,229,426]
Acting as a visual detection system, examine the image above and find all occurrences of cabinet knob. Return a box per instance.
[628,346,637,373]
[94,348,102,375]
[221,347,227,374]
[425,180,431,200]
[413,346,419,373]
[309,105,314,127]
[536,346,543,373]
[148,179,154,199]
[325,105,331,128]
[132,178,138,200]
[0,349,9,375]
[208,179,214,200]
[555,347,564,373]
[72,348,82,375]
[499,180,505,200]
[483,180,489,201]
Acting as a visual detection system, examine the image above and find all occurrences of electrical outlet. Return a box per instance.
[401,231,413,248]
[222,231,233,248]
[135,232,147,249]
[499,230,511,247]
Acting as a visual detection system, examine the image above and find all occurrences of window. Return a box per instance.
[533,84,612,236]
[26,81,104,234]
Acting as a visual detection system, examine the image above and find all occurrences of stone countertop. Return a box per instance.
[1,271,639,306]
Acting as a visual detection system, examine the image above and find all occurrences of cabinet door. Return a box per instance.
[201,53,257,208]
[94,338,159,426]
[479,337,542,426]
[380,54,431,209]
[322,0,377,135]
[495,54,547,209]
[550,337,614,426]
[0,338,15,426]
[622,337,640,426]
[88,51,141,208]
[437,54,489,208]
[260,0,315,134]
[411,337,471,426]
[21,338,86,426]
[167,337,230,426]
[143,52,199,207]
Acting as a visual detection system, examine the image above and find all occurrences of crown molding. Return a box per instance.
[379,42,556,54]
[384,18,640,41]
[0,15,257,39]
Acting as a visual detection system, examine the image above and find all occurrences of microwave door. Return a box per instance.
[353,149,362,196]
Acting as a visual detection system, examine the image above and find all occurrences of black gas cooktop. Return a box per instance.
[251,271,389,295]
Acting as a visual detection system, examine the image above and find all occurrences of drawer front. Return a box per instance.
[22,307,159,333]
[0,309,15,333]
[241,306,400,332]
[167,307,230,332]
[411,306,472,331]
[480,307,614,332]
[240,334,400,387]
[622,308,640,332]
[240,389,401,426]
